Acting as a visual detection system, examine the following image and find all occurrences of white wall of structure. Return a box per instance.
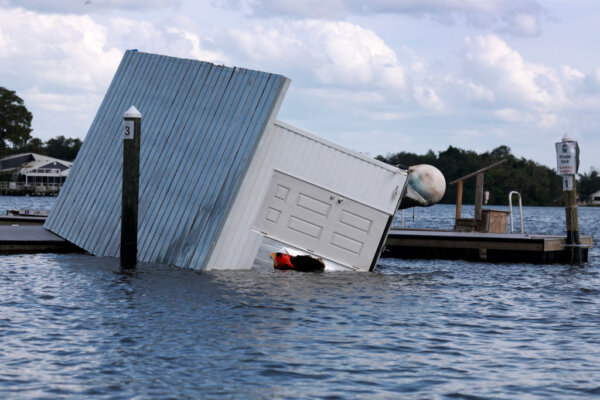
[206,120,407,271]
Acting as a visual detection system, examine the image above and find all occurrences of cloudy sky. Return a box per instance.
[1,0,599,171]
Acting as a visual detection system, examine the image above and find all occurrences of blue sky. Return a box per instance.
[1,0,599,172]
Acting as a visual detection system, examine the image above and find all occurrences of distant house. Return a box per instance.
[591,190,600,206]
[0,153,72,195]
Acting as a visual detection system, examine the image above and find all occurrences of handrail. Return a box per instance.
[508,191,524,233]
[449,159,507,185]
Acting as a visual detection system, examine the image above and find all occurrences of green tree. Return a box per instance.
[377,145,565,206]
[578,168,600,202]
[24,137,45,155]
[45,135,82,161]
[0,87,33,156]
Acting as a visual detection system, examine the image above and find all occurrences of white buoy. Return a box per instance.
[399,164,446,209]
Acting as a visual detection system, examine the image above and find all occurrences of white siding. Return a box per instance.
[206,120,407,270]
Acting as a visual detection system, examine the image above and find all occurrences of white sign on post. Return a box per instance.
[555,141,576,175]
[123,120,134,140]
[563,175,574,191]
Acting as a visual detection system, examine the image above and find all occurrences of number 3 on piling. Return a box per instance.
[123,120,134,140]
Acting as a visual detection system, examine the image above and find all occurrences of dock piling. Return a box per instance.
[455,180,463,220]
[555,134,582,265]
[120,106,141,269]
[564,175,582,264]
[474,172,484,221]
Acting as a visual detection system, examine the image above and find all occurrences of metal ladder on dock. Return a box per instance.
[508,191,524,234]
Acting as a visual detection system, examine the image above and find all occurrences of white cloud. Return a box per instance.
[337,128,413,156]
[458,36,600,131]
[228,0,544,36]
[23,88,98,114]
[253,0,347,19]
[465,81,496,103]
[462,35,569,110]
[585,68,600,93]
[456,34,600,140]
[228,20,406,90]
[494,108,533,123]
[493,107,566,131]
[364,111,410,122]
[538,113,561,129]
[509,13,539,36]
[0,7,224,139]
[166,28,227,64]
[0,9,121,91]
[413,85,444,112]
[103,17,227,64]
[296,88,386,106]
[561,65,585,83]
[1,0,179,14]
[0,8,122,134]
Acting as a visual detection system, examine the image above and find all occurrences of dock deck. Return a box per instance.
[0,216,48,226]
[0,225,83,254]
[383,229,593,264]
[0,225,593,265]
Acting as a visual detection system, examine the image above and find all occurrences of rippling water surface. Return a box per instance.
[1,197,599,399]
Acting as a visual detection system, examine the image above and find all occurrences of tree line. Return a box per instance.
[376,146,600,206]
[0,86,81,162]
[5,135,82,162]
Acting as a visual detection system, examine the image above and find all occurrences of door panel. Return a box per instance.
[252,171,390,271]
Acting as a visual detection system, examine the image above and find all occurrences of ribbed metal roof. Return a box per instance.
[45,50,288,269]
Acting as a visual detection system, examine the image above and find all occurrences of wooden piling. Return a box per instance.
[121,106,141,268]
[475,172,484,221]
[564,175,582,265]
[455,180,463,221]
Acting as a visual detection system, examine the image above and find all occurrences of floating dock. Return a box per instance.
[383,229,593,264]
[0,226,82,254]
[0,215,47,226]
[2,225,593,265]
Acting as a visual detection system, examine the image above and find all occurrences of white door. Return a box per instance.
[252,171,391,271]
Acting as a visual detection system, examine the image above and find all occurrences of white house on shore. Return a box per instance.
[0,153,72,195]
[590,190,600,205]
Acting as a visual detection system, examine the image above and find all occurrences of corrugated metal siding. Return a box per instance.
[207,120,407,269]
[45,50,288,269]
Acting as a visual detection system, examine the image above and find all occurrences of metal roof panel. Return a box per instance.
[45,51,288,269]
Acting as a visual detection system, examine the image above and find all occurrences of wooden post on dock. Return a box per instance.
[121,106,141,269]
[564,175,582,264]
[455,180,463,221]
[555,134,581,265]
[474,172,484,221]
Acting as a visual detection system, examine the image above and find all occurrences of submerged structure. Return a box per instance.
[45,51,442,271]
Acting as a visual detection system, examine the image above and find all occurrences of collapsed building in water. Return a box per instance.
[45,51,444,271]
